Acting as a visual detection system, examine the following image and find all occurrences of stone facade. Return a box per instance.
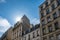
[39,0,60,40]
[0,27,12,40]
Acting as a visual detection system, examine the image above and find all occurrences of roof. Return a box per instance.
[38,0,46,8]
[22,24,40,36]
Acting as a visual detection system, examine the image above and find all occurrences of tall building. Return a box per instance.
[11,15,40,40]
[39,0,60,40]
[12,15,31,40]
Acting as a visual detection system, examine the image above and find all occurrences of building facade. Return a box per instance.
[0,15,40,40]
[39,0,60,40]
[22,24,40,40]
[7,27,13,40]
[11,15,31,40]
[0,27,12,40]
[11,15,40,40]
[0,31,8,40]
[1,0,60,40]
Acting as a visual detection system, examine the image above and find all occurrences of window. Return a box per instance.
[33,32,35,38]
[57,0,60,6]
[28,35,30,40]
[37,30,39,36]
[53,12,57,19]
[41,13,45,18]
[56,33,60,40]
[54,22,59,30]
[41,6,43,10]
[46,8,50,14]
[22,32,24,36]
[47,16,51,23]
[41,19,45,26]
[45,1,48,7]
[49,35,54,40]
[51,4,55,10]
[42,27,46,35]
[48,25,53,32]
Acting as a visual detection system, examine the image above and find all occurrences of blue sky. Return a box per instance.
[0,0,45,37]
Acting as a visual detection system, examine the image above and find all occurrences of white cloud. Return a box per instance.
[0,0,6,3]
[31,18,40,25]
[0,16,11,37]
